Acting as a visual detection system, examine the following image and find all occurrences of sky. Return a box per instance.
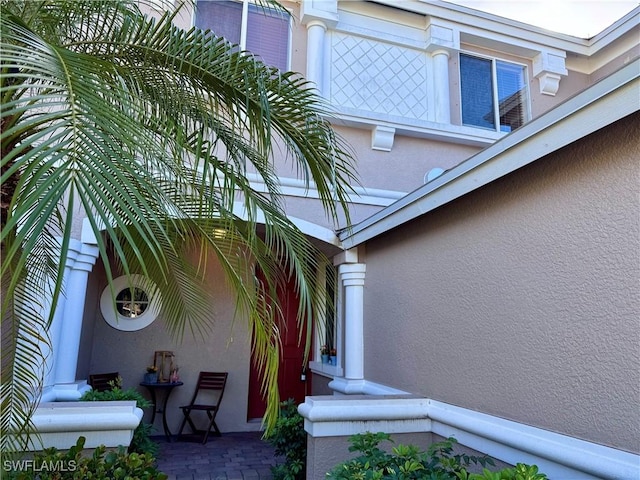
[445,1,639,37]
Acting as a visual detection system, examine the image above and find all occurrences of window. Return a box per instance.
[195,0,290,71]
[460,53,529,133]
[324,264,336,352]
[100,275,161,331]
[313,262,339,369]
[115,286,149,318]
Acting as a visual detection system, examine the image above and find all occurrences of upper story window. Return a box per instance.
[460,53,530,133]
[195,0,290,71]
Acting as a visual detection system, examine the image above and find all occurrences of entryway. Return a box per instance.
[247,272,310,420]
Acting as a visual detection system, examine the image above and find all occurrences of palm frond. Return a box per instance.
[1,0,358,445]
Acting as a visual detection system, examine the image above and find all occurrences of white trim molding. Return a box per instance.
[299,395,640,480]
[245,173,405,207]
[231,201,345,247]
[298,395,430,437]
[328,377,407,396]
[40,381,92,403]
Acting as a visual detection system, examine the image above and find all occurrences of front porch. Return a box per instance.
[154,431,281,480]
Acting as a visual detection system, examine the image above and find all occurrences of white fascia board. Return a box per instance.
[368,0,590,51]
[587,7,640,54]
[341,0,579,58]
[368,0,639,59]
[567,30,640,75]
[340,59,640,249]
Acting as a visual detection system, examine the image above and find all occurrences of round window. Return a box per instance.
[115,287,149,317]
[100,275,161,331]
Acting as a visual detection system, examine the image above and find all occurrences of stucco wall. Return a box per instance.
[334,126,480,192]
[83,253,256,434]
[310,373,333,395]
[361,113,640,452]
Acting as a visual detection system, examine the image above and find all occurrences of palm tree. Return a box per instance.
[1,0,357,452]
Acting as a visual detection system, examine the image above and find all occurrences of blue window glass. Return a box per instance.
[496,61,527,132]
[460,54,494,129]
[460,54,528,132]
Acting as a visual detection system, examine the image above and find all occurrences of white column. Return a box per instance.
[42,241,79,389]
[306,20,327,95]
[340,263,366,380]
[431,49,451,124]
[54,241,99,384]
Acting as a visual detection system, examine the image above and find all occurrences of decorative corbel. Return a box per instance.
[533,51,568,96]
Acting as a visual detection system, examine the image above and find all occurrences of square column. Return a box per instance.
[340,263,366,380]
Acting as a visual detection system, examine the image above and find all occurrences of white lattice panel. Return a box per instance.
[330,32,428,119]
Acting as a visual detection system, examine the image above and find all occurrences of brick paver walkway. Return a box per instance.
[154,432,282,480]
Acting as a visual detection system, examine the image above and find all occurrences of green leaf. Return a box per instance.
[2,0,358,450]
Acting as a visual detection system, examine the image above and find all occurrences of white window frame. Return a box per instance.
[459,51,531,133]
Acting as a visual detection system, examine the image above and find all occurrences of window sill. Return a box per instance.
[309,361,343,378]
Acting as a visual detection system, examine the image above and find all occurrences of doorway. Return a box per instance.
[247,272,310,420]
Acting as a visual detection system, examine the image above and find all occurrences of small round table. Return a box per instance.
[139,381,183,441]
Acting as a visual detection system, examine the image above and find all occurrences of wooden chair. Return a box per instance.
[89,372,120,392]
[177,372,228,444]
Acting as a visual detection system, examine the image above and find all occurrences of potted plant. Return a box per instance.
[320,345,330,364]
[144,365,158,383]
[330,348,337,366]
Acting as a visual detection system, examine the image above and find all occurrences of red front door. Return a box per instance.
[247,273,310,420]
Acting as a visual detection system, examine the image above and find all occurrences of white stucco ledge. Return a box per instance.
[428,400,640,480]
[29,401,143,450]
[298,395,431,437]
[40,381,92,403]
[300,394,640,480]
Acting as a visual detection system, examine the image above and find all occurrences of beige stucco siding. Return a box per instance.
[361,113,640,452]
[333,126,481,191]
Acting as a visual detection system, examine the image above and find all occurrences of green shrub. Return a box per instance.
[79,384,158,457]
[266,399,307,480]
[463,464,548,480]
[327,432,548,480]
[3,436,167,479]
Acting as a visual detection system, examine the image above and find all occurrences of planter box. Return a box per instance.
[25,401,143,451]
